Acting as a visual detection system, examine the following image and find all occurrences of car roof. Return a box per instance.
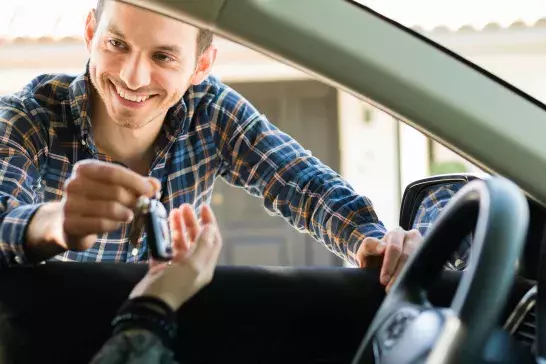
[120,0,546,205]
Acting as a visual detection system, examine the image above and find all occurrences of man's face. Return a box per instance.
[85,2,208,129]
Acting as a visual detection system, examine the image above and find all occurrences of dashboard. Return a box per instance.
[504,196,545,357]
[519,197,546,281]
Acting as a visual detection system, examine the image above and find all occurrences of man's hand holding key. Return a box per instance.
[25,160,161,261]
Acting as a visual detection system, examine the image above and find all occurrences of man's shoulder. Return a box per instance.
[189,75,259,121]
[0,73,76,118]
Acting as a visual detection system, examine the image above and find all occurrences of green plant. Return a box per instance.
[429,161,468,175]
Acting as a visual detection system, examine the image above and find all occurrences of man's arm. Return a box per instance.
[211,88,387,265]
[0,96,58,266]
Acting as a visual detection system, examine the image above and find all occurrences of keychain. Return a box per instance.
[129,195,173,261]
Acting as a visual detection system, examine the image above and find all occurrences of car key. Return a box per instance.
[130,195,173,261]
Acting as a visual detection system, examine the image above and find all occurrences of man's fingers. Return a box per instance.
[356,237,386,268]
[64,216,122,236]
[64,196,134,222]
[380,227,405,285]
[387,229,422,291]
[360,237,386,256]
[64,177,138,209]
[74,161,155,197]
[147,177,162,197]
[181,204,200,242]
[386,253,408,293]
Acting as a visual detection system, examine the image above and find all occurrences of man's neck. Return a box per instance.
[90,92,165,175]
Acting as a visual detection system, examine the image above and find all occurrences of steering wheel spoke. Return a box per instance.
[375,306,454,363]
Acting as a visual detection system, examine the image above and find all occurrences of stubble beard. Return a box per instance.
[89,70,186,131]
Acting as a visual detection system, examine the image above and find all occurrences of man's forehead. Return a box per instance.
[98,2,199,48]
[100,0,198,32]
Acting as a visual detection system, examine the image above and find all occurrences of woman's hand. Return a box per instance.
[129,204,222,311]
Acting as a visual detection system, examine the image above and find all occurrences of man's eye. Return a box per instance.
[154,53,175,63]
[107,39,126,49]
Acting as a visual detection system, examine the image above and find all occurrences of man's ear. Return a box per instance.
[84,10,98,52]
[190,44,218,86]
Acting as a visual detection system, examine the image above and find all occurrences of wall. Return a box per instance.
[337,92,401,229]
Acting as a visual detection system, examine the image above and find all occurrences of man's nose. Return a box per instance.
[120,55,151,90]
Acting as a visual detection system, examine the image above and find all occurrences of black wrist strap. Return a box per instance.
[119,296,176,318]
[112,296,178,348]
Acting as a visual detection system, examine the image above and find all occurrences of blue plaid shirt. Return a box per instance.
[0,69,391,267]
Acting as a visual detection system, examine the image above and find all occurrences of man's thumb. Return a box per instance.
[147,177,162,197]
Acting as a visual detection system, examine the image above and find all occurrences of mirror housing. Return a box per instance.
[399,173,486,270]
[399,173,484,230]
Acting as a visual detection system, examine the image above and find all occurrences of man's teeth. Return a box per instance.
[116,87,151,103]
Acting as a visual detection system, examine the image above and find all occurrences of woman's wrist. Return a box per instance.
[111,296,178,348]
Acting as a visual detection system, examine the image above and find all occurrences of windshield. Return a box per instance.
[353,0,546,104]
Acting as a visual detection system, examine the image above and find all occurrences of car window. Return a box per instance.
[0,0,539,267]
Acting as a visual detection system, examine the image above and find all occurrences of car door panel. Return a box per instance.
[0,263,532,363]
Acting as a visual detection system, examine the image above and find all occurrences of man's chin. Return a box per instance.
[115,121,142,129]
[106,106,141,128]
[111,117,148,130]
[106,99,168,130]
[111,113,163,130]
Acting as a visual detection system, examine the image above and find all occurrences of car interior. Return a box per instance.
[1,0,546,363]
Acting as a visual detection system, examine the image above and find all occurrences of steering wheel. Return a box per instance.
[352,177,529,364]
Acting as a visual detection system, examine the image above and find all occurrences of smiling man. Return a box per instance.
[0,0,422,291]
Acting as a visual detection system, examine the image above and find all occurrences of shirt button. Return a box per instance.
[131,248,139,257]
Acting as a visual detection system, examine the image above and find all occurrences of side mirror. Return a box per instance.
[399,173,486,270]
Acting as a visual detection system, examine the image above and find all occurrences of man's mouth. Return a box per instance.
[111,81,158,107]
[117,89,150,103]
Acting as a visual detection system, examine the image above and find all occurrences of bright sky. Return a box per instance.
[357,0,546,29]
[0,0,96,38]
[1,0,546,38]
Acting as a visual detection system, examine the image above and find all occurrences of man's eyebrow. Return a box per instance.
[156,45,182,55]
[105,25,181,54]
[106,25,125,38]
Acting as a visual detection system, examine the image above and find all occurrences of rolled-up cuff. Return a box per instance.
[0,203,44,266]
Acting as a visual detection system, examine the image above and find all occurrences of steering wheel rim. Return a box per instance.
[352,177,529,364]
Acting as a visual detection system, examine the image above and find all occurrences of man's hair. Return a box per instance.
[95,0,213,55]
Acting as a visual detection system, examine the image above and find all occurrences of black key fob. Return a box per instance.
[135,196,173,261]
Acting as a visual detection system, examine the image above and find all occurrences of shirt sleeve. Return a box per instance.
[89,330,178,364]
[0,96,48,266]
[211,88,387,265]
